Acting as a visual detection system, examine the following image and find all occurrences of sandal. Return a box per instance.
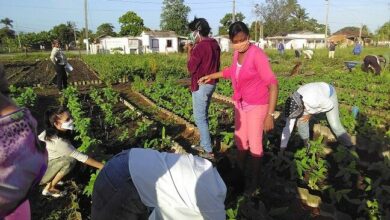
[42,189,67,198]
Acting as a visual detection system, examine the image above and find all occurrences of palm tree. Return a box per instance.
[1,17,13,28]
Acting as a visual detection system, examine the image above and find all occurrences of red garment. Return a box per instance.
[187,38,221,92]
[222,44,278,105]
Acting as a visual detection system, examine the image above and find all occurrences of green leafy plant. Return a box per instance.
[9,85,37,107]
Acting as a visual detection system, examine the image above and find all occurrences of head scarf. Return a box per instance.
[284,92,304,118]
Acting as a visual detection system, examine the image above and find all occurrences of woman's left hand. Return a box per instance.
[264,115,274,132]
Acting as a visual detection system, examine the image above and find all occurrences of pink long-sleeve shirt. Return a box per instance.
[222,44,278,105]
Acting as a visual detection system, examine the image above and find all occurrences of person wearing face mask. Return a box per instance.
[38,107,103,197]
[187,17,221,159]
[0,64,48,220]
[198,21,278,196]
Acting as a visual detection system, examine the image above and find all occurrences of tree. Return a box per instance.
[254,0,327,37]
[249,21,262,41]
[50,22,75,46]
[96,23,116,37]
[0,17,13,28]
[160,0,190,36]
[119,11,144,36]
[0,17,15,45]
[218,12,245,35]
[375,22,390,41]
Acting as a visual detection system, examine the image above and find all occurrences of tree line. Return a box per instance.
[1,0,389,52]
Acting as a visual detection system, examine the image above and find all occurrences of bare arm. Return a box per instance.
[84,157,104,170]
[264,83,279,132]
[198,71,223,84]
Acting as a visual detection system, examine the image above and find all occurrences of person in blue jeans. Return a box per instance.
[280,82,353,150]
[187,17,221,159]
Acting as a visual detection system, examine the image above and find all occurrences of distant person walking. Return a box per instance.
[328,41,336,59]
[352,41,362,55]
[277,42,285,55]
[50,40,68,92]
[187,18,221,159]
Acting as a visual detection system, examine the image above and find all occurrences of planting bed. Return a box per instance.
[2,48,389,219]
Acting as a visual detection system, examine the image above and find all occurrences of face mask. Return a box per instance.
[232,40,250,53]
[61,120,74,130]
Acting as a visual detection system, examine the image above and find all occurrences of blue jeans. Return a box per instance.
[297,86,353,146]
[91,150,148,220]
[192,84,216,153]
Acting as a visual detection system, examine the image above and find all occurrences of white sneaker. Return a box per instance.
[42,189,67,198]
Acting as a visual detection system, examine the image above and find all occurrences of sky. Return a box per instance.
[0,0,389,36]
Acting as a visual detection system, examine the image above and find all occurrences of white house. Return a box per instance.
[214,35,231,52]
[266,32,326,49]
[97,36,142,54]
[140,31,179,54]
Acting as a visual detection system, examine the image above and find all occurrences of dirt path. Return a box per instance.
[113,83,199,150]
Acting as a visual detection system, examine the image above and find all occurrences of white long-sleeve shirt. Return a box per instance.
[280,82,334,148]
[128,148,227,220]
[50,47,67,65]
[38,131,88,162]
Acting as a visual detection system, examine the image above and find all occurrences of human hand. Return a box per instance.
[198,75,212,84]
[263,115,274,132]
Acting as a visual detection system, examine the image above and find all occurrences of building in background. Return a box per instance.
[266,32,326,49]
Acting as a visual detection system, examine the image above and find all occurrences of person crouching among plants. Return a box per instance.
[198,21,278,196]
[280,82,353,151]
[361,55,385,75]
[38,107,103,197]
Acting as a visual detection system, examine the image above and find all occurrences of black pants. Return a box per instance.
[54,64,67,90]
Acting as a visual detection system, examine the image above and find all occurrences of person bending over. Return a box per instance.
[91,148,243,220]
[280,82,353,150]
[38,107,103,197]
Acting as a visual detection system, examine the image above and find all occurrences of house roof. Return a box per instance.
[143,30,177,37]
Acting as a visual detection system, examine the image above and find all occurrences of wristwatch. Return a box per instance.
[268,112,275,117]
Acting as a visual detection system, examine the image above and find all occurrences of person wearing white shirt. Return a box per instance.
[38,107,103,197]
[50,40,68,91]
[280,82,353,150]
[91,148,241,220]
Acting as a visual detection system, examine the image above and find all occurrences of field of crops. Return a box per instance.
[1,46,389,219]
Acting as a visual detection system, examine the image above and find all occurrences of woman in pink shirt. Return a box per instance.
[198,21,278,195]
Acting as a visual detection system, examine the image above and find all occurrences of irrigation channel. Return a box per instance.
[3,58,389,219]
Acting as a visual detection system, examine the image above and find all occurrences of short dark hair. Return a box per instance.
[188,17,211,37]
[228,21,249,40]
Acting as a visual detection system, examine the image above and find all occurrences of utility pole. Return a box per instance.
[325,0,329,41]
[255,21,258,42]
[232,0,236,23]
[359,23,362,42]
[84,0,89,54]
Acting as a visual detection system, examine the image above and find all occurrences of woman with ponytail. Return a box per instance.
[38,107,103,197]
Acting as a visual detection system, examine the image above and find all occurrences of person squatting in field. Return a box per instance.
[38,107,103,197]
[280,82,354,151]
[0,64,48,220]
[91,148,244,220]
[187,17,221,160]
[50,40,69,92]
[198,21,278,195]
[361,55,386,75]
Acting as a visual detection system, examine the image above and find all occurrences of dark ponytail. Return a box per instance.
[44,106,68,141]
